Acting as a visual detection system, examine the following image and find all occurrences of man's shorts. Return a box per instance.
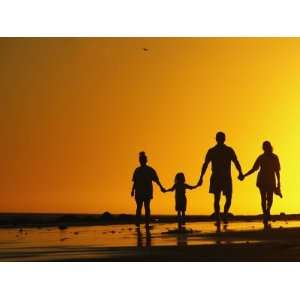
[209,175,232,197]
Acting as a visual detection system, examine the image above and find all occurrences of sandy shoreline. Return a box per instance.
[66,226,300,262]
[0,212,296,229]
[1,219,300,261]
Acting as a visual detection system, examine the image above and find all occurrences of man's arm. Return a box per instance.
[165,184,175,192]
[275,156,281,187]
[154,178,166,192]
[197,151,211,186]
[232,150,243,178]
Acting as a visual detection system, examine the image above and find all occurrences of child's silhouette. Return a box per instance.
[165,172,196,229]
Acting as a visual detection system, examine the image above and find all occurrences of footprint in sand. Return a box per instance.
[60,238,69,242]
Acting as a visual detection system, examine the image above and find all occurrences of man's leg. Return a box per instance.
[144,199,151,226]
[223,193,232,223]
[214,192,221,224]
[135,199,143,227]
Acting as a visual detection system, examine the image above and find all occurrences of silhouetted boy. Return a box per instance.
[131,152,165,227]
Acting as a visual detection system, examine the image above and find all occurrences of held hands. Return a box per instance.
[160,186,166,193]
[238,173,244,181]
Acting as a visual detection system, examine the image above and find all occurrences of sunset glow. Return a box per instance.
[1,38,299,215]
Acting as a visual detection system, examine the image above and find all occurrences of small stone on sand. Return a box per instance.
[58,225,68,230]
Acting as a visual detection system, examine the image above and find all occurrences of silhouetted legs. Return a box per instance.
[135,198,151,227]
[224,194,232,215]
[214,192,221,224]
[144,200,151,226]
[214,192,232,224]
[135,200,143,226]
[259,189,273,226]
[223,194,232,224]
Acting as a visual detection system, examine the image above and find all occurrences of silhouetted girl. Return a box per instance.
[165,172,196,229]
[243,141,281,227]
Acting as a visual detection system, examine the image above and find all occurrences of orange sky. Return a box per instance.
[0,38,299,215]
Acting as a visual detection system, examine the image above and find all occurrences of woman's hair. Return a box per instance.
[262,141,273,153]
[175,172,185,183]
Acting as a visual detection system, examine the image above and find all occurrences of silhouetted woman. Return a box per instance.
[243,141,281,227]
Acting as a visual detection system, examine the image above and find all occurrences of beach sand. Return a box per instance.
[1,216,300,261]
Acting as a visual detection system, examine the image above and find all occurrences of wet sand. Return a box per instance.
[2,220,300,261]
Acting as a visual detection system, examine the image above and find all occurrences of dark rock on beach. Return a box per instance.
[100,211,114,222]
[58,224,68,230]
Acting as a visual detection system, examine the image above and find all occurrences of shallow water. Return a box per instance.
[0,220,299,261]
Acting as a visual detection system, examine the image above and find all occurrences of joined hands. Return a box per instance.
[238,173,245,181]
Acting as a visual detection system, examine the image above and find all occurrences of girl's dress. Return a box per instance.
[170,183,193,211]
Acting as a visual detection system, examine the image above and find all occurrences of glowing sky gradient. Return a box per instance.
[1,38,299,215]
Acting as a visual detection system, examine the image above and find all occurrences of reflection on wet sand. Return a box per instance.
[1,220,300,261]
[136,226,152,248]
[176,231,188,247]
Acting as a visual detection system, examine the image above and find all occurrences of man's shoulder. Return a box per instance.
[223,145,237,157]
[209,145,234,153]
[224,145,234,152]
[208,146,217,153]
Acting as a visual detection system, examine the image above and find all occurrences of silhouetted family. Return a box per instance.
[131,131,282,230]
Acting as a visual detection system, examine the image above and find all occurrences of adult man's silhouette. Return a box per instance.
[131,152,165,227]
[197,132,243,224]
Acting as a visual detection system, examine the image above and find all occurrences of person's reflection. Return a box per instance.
[136,226,152,248]
[136,227,143,247]
[145,225,152,247]
[176,222,188,246]
[176,232,188,247]
[215,222,221,234]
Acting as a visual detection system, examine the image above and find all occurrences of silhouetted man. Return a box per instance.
[197,132,243,224]
[131,152,165,227]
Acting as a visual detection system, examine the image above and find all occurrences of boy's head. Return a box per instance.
[175,172,185,183]
[216,131,226,145]
[139,151,148,166]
